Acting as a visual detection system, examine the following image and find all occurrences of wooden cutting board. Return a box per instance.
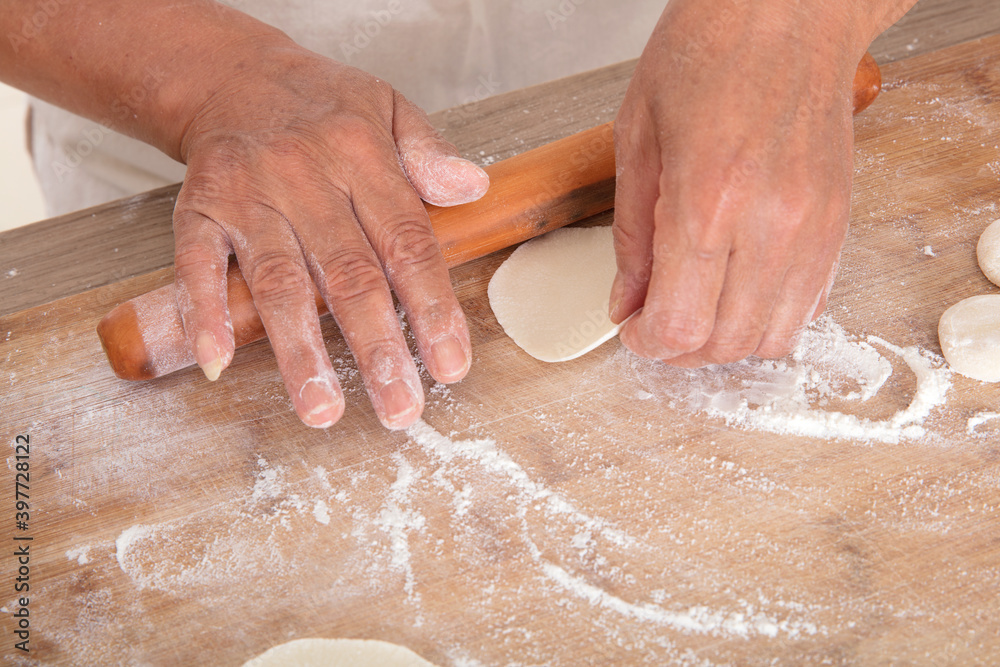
[3,35,1000,666]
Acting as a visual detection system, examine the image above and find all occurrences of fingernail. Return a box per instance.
[195,331,224,382]
[448,156,490,198]
[609,272,625,323]
[448,155,489,180]
[378,379,420,428]
[300,378,342,429]
[431,335,469,381]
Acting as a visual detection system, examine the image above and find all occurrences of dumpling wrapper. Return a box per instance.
[938,294,1000,382]
[488,225,628,362]
[977,218,1000,287]
[242,638,439,667]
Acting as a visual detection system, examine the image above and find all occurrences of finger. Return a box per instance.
[294,190,427,430]
[172,205,235,382]
[810,253,841,321]
[349,156,472,387]
[609,116,661,324]
[757,242,845,359]
[617,187,730,360]
[229,205,345,429]
[393,91,490,207]
[660,238,786,368]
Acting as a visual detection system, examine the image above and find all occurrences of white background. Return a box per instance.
[0,82,46,232]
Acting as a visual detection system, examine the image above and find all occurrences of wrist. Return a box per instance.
[661,0,914,64]
[146,8,296,161]
[0,1,296,163]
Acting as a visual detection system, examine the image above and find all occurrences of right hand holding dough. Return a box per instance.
[172,32,489,430]
[609,0,917,368]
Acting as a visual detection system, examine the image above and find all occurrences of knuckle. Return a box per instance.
[265,133,314,162]
[612,218,650,259]
[612,114,647,152]
[655,197,730,261]
[770,194,817,233]
[396,118,446,156]
[702,334,762,366]
[173,243,223,275]
[773,187,818,219]
[316,246,387,304]
[332,114,389,151]
[246,252,313,305]
[193,141,245,171]
[409,297,464,340]
[380,217,441,269]
[645,311,713,355]
[354,337,408,376]
[756,330,803,360]
[362,75,394,99]
[177,170,231,209]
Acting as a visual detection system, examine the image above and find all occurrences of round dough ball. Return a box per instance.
[977,218,1000,287]
[938,295,1000,382]
[242,638,440,667]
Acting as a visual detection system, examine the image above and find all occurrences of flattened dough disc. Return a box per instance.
[938,294,1000,382]
[488,225,625,362]
[242,638,440,667]
[977,218,1000,287]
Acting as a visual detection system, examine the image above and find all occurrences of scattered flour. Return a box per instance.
[407,420,633,549]
[405,420,818,639]
[538,561,814,639]
[967,411,1000,435]
[73,313,967,663]
[611,317,951,444]
[313,500,331,525]
[115,525,155,574]
[375,453,426,603]
[113,458,317,594]
[66,546,92,565]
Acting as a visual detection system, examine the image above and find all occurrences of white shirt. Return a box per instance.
[30,0,665,216]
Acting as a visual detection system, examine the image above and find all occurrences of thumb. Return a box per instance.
[609,118,661,324]
[393,91,490,207]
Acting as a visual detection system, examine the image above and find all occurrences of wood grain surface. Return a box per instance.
[2,0,999,317]
[3,27,1000,666]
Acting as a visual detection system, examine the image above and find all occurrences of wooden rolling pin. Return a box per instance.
[98,53,882,381]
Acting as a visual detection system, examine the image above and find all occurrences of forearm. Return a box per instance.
[0,0,289,161]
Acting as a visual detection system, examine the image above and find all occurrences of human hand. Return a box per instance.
[171,38,489,429]
[610,0,873,367]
